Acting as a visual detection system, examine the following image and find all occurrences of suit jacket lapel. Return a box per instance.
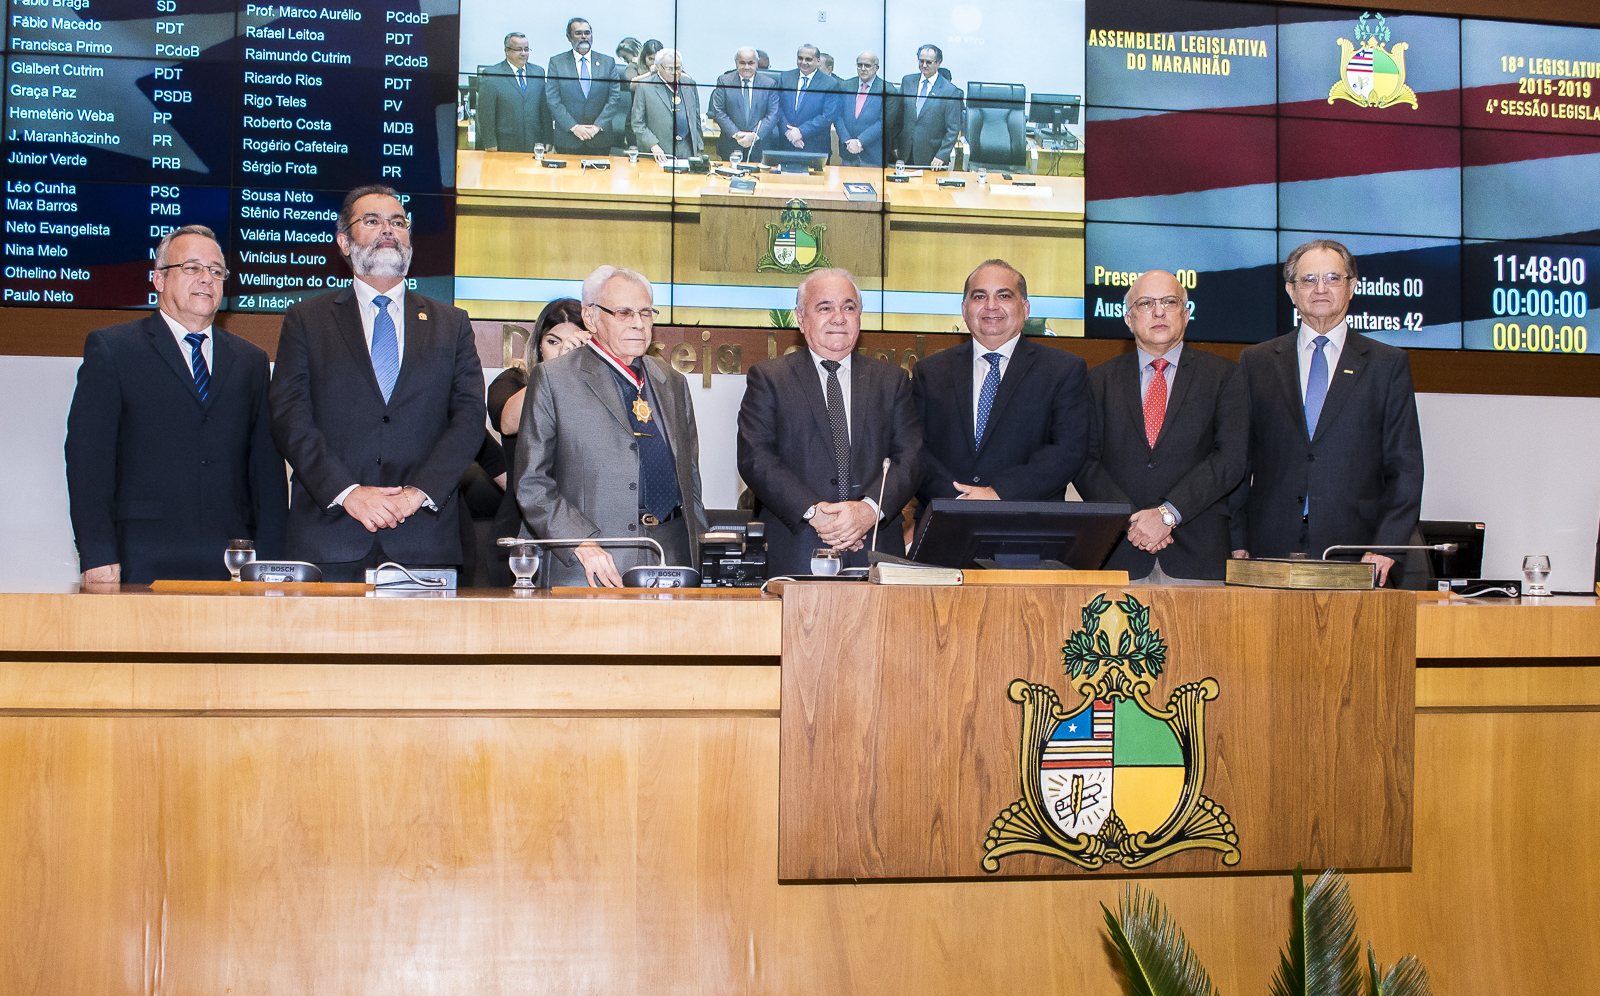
[205,327,233,410]
[794,349,835,453]
[391,291,432,402]
[1154,349,1194,449]
[1311,334,1369,443]
[1118,353,1146,447]
[948,339,977,456]
[334,287,384,404]
[580,347,633,433]
[146,314,203,405]
[1272,336,1306,440]
[643,356,682,446]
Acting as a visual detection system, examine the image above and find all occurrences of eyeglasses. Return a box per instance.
[158,261,229,280]
[1132,296,1182,314]
[593,303,660,322]
[1295,272,1349,288]
[506,46,530,53]
[352,213,411,230]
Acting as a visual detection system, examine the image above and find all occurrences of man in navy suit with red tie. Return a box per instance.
[269,185,486,581]
[775,43,839,156]
[911,260,1089,512]
[65,225,287,584]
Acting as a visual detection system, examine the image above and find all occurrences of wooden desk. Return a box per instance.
[454,152,1086,328]
[0,587,1595,995]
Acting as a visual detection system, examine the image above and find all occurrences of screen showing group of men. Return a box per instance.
[452,1,1089,331]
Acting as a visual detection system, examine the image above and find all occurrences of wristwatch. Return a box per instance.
[1159,504,1177,528]
[803,504,818,521]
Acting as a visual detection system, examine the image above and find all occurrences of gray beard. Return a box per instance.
[349,241,412,280]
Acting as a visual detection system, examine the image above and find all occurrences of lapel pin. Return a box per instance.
[417,311,427,320]
[1342,368,1354,374]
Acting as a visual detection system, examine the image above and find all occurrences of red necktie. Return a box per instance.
[856,81,868,115]
[1143,358,1169,448]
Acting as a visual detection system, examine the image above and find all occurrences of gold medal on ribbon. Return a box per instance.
[632,394,653,423]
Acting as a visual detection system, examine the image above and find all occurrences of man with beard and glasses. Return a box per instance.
[269,185,486,581]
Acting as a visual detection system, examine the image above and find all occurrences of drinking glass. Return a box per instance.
[533,142,546,163]
[894,159,906,175]
[1522,555,1552,596]
[730,150,743,170]
[810,548,842,576]
[508,543,541,589]
[976,166,987,185]
[627,145,640,166]
[224,539,255,581]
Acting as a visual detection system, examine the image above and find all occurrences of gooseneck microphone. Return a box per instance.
[868,457,892,554]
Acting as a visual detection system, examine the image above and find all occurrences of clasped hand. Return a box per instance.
[811,500,876,551]
[1126,507,1174,554]
[344,485,425,533]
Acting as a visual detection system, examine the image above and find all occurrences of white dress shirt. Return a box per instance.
[1297,319,1348,401]
[970,333,1022,426]
[157,309,213,377]
[352,277,407,361]
[807,348,880,517]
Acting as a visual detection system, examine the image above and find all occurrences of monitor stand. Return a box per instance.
[974,556,1069,570]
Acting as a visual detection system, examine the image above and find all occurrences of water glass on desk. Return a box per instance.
[533,142,546,163]
[810,548,842,576]
[1522,555,1552,596]
[224,539,255,581]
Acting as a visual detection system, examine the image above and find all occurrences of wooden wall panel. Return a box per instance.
[1416,596,1600,658]
[778,583,1415,879]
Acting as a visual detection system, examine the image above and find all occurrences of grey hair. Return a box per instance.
[503,31,526,47]
[654,47,680,70]
[735,46,758,63]
[1123,270,1189,310]
[155,224,220,268]
[581,265,653,307]
[1284,239,1358,283]
[796,267,860,313]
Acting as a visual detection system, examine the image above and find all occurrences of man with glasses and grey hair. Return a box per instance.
[515,265,706,586]
[269,184,486,581]
[65,224,287,583]
[630,47,703,160]
[477,31,548,153]
[1231,239,1424,585]
[1074,269,1247,580]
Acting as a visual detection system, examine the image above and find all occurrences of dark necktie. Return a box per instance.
[821,359,850,501]
[631,359,681,519]
[184,331,209,403]
[1143,357,1169,448]
[371,294,399,403]
[743,78,751,112]
[974,352,1003,448]
[515,67,525,93]
[917,77,930,113]
[797,73,808,110]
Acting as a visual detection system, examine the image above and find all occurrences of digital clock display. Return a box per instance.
[1464,241,1599,353]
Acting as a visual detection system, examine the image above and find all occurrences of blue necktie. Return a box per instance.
[917,77,930,114]
[516,67,526,93]
[1303,334,1330,438]
[579,55,590,97]
[184,331,209,403]
[371,295,399,403]
[974,351,1003,448]
[797,73,808,110]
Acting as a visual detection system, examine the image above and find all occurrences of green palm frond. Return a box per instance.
[1366,945,1383,996]
[768,308,795,328]
[1369,949,1433,996]
[1101,886,1219,996]
[1270,867,1363,996]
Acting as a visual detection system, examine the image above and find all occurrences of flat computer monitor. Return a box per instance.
[1029,93,1081,130]
[909,499,1130,570]
[1419,520,1486,579]
[760,149,829,173]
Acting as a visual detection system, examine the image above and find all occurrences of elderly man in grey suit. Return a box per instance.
[516,266,707,586]
[630,48,703,159]
[707,47,779,161]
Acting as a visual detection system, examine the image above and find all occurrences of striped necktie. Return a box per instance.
[184,331,209,402]
[371,295,400,403]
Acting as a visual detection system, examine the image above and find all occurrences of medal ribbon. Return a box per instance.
[589,341,644,389]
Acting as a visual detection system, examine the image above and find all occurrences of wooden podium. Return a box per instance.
[779,583,1416,879]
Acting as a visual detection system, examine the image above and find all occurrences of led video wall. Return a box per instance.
[1083,1,1600,354]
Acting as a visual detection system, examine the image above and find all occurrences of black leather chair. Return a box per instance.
[964,82,1028,171]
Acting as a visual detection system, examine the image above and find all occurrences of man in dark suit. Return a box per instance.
[707,47,779,162]
[1232,239,1424,585]
[629,48,703,159]
[912,260,1088,510]
[1075,270,1248,580]
[737,268,921,576]
[269,185,486,581]
[837,51,899,168]
[899,45,962,167]
[65,225,287,585]
[774,44,839,157]
[544,17,627,156]
[516,266,706,587]
[476,32,548,153]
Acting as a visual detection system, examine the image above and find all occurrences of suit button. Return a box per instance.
[376,458,382,465]
[972,477,980,483]
[628,523,636,531]
[383,416,390,423]
[830,477,838,486]
[629,482,637,491]
[1307,453,1315,461]
[1147,462,1154,469]
[1296,495,1304,503]
[200,459,209,466]
[631,443,639,452]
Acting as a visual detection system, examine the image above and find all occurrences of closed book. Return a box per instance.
[869,563,963,586]
[1224,558,1375,590]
